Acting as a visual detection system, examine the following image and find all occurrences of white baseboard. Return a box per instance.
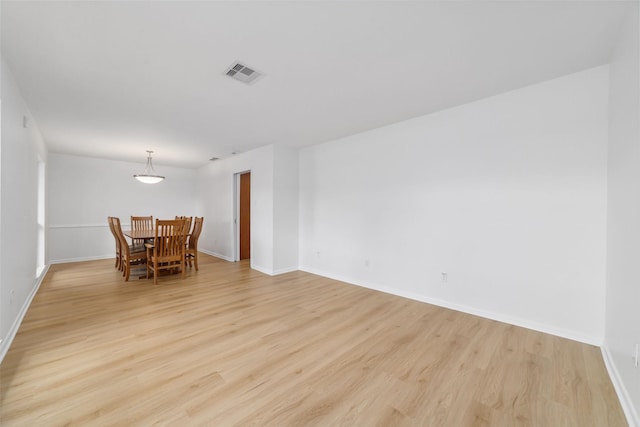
[200,249,234,262]
[0,264,50,363]
[250,263,273,276]
[247,264,298,276]
[198,249,298,276]
[49,254,114,264]
[601,344,640,427]
[299,265,601,346]
[49,252,299,276]
[272,266,299,275]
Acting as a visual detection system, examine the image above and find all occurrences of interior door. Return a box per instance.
[239,172,251,260]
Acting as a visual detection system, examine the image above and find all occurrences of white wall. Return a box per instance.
[197,145,275,273]
[196,144,299,275]
[273,144,299,274]
[47,153,198,263]
[0,56,48,359]
[300,66,609,345]
[604,5,640,425]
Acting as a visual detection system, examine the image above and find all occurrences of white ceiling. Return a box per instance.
[1,1,632,168]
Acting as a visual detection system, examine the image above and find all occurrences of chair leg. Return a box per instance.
[194,252,199,271]
[153,261,158,286]
[124,259,130,281]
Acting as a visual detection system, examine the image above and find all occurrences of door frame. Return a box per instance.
[233,170,251,262]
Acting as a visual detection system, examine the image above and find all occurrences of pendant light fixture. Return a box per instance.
[134,150,165,184]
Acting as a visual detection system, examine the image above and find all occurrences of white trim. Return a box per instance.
[49,223,115,229]
[36,264,47,278]
[49,254,114,264]
[299,265,602,346]
[200,248,234,262]
[272,266,298,275]
[251,263,273,276]
[0,265,50,363]
[601,344,640,427]
[251,262,298,276]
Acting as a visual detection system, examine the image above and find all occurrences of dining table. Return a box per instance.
[124,229,191,241]
[123,229,155,241]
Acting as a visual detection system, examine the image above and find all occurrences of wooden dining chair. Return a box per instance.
[131,215,153,244]
[175,216,193,235]
[146,219,188,285]
[185,217,204,271]
[107,217,122,271]
[113,217,147,281]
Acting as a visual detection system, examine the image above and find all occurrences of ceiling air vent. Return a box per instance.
[224,61,262,85]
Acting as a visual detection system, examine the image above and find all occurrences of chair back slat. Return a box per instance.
[112,218,129,255]
[154,219,187,260]
[112,217,125,249]
[147,219,188,284]
[188,217,203,250]
[131,216,153,232]
[175,216,193,235]
[107,217,121,270]
[131,216,153,244]
[185,217,204,270]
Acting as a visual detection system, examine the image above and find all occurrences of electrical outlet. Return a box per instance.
[10,289,15,305]
[441,272,448,283]
[365,259,370,267]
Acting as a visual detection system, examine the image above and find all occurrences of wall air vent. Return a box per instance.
[224,61,263,85]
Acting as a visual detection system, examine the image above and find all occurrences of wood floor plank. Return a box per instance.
[0,255,628,426]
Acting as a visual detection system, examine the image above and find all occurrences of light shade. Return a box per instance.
[134,174,164,184]
[134,150,165,184]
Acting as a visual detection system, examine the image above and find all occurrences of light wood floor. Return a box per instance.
[0,254,627,426]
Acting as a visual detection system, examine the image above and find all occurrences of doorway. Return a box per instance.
[235,171,251,261]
